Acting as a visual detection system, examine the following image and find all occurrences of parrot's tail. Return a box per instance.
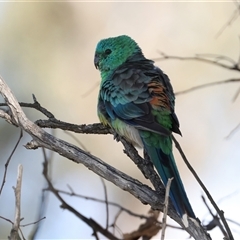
[143,141,195,225]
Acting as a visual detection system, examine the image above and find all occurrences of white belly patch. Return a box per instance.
[111,118,143,148]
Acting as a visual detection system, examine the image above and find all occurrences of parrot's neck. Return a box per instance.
[100,71,113,85]
[100,52,146,85]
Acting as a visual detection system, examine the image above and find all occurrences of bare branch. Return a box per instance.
[22,94,55,119]
[0,216,14,225]
[0,76,211,239]
[225,123,240,139]
[28,148,51,240]
[202,195,227,237]
[232,86,240,102]
[155,52,240,72]
[9,164,23,240]
[161,178,173,240]
[20,217,46,227]
[100,178,109,229]
[60,187,150,220]
[0,130,23,196]
[56,187,183,231]
[175,78,240,96]
[172,135,234,240]
[215,2,240,38]
[82,81,99,98]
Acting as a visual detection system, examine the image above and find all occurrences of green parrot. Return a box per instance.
[94,35,195,226]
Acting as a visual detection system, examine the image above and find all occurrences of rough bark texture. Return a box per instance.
[0,76,211,240]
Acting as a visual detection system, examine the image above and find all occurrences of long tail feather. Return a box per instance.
[143,140,195,220]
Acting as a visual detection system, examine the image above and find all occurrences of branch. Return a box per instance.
[42,152,120,240]
[201,195,227,237]
[155,52,240,72]
[28,148,50,240]
[9,164,23,240]
[172,136,234,240]
[100,178,109,229]
[0,76,211,240]
[215,2,240,38]
[161,178,173,240]
[0,130,23,196]
[175,78,240,96]
[56,187,183,232]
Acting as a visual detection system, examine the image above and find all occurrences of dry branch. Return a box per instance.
[161,178,173,240]
[0,75,211,240]
[155,52,240,72]
[9,164,23,240]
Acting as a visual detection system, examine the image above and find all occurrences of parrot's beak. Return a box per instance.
[94,54,99,69]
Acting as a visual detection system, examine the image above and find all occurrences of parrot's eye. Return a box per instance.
[105,49,112,55]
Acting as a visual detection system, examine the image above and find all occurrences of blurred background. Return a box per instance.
[0,2,239,239]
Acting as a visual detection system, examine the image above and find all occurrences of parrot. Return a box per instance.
[94,35,195,226]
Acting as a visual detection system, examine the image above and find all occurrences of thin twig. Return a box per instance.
[202,195,227,237]
[0,130,23,196]
[18,227,26,240]
[100,178,109,230]
[0,98,110,134]
[112,209,123,236]
[215,2,240,38]
[82,81,99,98]
[175,78,240,96]
[0,216,14,224]
[217,190,240,205]
[172,135,234,240]
[61,187,148,219]
[232,86,240,102]
[57,187,182,231]
[155,52,240,72]
[92,230,100,240]
[226,122,240,139]
[0,215,46,229]
[20,217,46,227]
[225,218,240,228]
[161,178,173,240]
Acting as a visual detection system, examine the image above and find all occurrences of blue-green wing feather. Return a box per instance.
[100,59,172,136]
[142,141,195,218]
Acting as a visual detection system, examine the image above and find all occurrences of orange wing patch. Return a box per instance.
[148,80,170,110]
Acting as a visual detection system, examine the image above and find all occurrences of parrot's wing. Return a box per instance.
[113,101,172,136]
[101,62,180,136]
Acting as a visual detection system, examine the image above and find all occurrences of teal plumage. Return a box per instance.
[94,35,195,224]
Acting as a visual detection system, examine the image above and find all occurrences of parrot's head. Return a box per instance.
[94,35,142,75]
